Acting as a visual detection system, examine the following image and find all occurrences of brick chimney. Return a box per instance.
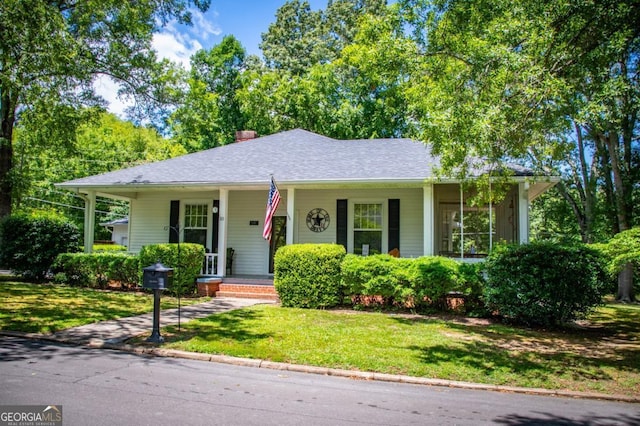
[235,130,258,142]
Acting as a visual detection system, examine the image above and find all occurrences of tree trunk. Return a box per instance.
[0,89,15,219]
[617,263,635,303]
[600,133,636,302]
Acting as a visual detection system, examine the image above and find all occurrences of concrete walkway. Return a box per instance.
[49,297,275,346]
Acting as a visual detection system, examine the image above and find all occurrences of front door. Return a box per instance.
[269,216,286,274]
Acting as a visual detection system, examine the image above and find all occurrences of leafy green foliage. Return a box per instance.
[170,35,249,151]
[138,243,205,296]
[484,242,608,326]
[341,254,482,311]
[341,254,413,305]
[14,112,184,227]
[410,256,465,310]
[93,244,127,252]
[53,252,140,288]
[591,228,640,301]
[598,228,640,275]
[0,212,80,280]
[274,244,346,308]
[1,0,210,217]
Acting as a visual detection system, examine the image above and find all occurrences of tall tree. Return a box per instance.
[13,111,185,229]
[260,0,324,75]
[0,0,211,218]
[395,0,639,300]
[260,0,388,75]
[170,35,249,151]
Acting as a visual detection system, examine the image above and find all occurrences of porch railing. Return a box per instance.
[201,253,219,275]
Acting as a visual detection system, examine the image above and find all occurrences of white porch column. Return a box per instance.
[518,182,530,244]
[216,188,229,276]
[423,184,434,256]
[286,187,295,245]
[83,191,96,253]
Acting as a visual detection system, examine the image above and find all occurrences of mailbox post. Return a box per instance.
[142,262,173,343]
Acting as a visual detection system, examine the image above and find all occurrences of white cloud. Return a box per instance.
[192,9,222,41]
[152,31,202,69]
[97,8,219,116]
[94,75,133,118]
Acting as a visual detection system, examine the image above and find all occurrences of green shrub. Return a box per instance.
[456,261,487,313]
[52,254,94,287]
[138,243,205,296]
[274,244,346,308]
[341,254,414,306]
[592,228,640,299]
[0,212,80,280]
[93,244,127,252]
[109,255,140,287]
[53,252,140,288]
[484,242,608,326]
[341,255,482,311]
[408,257,462,309]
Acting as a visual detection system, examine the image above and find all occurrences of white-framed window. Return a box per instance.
[353,202,383,255]
[183,203,209,246]
[440,203,495,256]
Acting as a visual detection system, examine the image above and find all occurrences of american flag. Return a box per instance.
[263,176,281,241]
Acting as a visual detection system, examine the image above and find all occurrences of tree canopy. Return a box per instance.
[0,0,211,217]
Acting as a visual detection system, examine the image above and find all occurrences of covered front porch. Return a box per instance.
[76,180,552,278]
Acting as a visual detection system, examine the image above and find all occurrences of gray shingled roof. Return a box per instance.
[57,129,529,189]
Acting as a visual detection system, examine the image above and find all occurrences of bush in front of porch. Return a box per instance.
[139,243,205,296]
[274,244,346,309]
[341,254,484,312]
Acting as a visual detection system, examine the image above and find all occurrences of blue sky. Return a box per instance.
[198,0,327,56]
[151,0,328,68]
[99,1,326,114]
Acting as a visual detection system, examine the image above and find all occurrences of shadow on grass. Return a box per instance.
[162,308,272,345]
[393,316,640,383]
[0,282,160,333]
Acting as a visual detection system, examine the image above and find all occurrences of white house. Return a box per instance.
[99,217,129,247]
[57,129,557,277]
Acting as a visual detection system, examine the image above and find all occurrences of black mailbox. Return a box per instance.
[142,262,173,290]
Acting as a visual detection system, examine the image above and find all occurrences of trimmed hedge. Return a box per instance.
[0,213,80,280]
[274,244,346,308]
[138,243,205,296]
[484,242,608,326]
[93,244,127,252]
[341,254,413,306]
[53,252,139,288]
[341,254,483,311]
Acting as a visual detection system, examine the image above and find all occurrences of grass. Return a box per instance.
[151,302,640,397]
[0,281,209,333]
[2,281,638,397]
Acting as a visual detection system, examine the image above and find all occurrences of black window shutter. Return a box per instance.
[388,199,400,252]
[336,199,348,248]
[169,200,180,243]
[211,200,220,253]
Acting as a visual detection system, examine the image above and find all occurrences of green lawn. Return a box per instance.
[0,281,209,333]
[154,302,640,397]
[2,281,638,397]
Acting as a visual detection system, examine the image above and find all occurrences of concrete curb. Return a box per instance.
[2,330,638,404]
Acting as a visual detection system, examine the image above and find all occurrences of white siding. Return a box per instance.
[129,191,218,253]
[294,188,424,258]
[128,187,426,274]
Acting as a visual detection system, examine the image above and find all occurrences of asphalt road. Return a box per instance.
[1,337,638,426]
